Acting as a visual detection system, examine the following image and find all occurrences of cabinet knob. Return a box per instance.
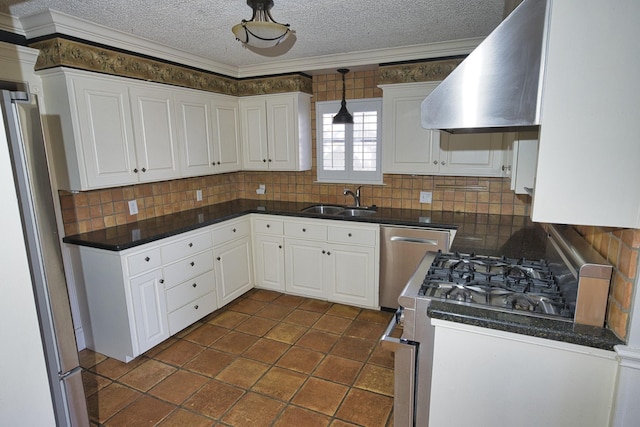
[322,250,326,254]
[263,159,267,162]
[217,256,221,261]
[194,305,199,310]
[232,228,236,232]
[327,251,331,256]
[144,256,150,262]
[212,162,216,166]
[133,168,139,173]
[159,279,164,284]
[192,283,197,288]
[189,242,193,247]
[348,233,352,237]
[268,159,272,162]
[278,245,282,249]
[302,228,306,232]
[190,261,195,266]
[266,224,270,228]
[217,161,221,165]
[441,161,445,165]
[141,167,147,172]
[433,160,438,165]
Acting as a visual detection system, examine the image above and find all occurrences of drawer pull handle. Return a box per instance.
[189,242,193,247]
[190,261,195,267]
[217,256,221,261]
[159,279,164,284]
[145,257,150,262]
[194,305,199,310]
[192,283,197,288]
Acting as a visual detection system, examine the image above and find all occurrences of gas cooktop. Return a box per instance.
[419,251,575,320]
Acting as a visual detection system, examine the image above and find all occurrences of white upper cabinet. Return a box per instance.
[381,83,506,177]
[531,1,640,228]
[175,90,241,177]
[239,92,312,171]
[129,85,180,182]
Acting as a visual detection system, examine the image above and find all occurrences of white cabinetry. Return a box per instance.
[508,131,538,195]
[75,227,222,362]
[429,320,618,427]
[282,217,379,308]
[239,92,311,171]
[129,85,180,182]
[174,90,241,177]
[252,216,285,292]
[381,83,505,177]
[212,217,254,307]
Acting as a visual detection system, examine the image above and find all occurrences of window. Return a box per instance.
[316,98,382,183]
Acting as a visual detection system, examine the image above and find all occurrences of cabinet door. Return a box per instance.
[439,132,505,176]
[266,95,296,170]
[382,84,440,174]
[175,91,215,177]
[253,234,285,291]
[72,76,138,188]
[129,269,169,354]
[129,86,180,181]
[240,98,269,170]
[212,96,242,173]
[326,243,376,308]
[284,238,326,298]
[214,236,254,307]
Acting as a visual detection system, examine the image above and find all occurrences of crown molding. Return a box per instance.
[19,9,238,77]
[235,38,482,78]
[0,12,24,35]
[17,8,481,79]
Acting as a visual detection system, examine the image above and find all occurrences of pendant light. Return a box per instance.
[333,68,354,124]
[232,0,291,48]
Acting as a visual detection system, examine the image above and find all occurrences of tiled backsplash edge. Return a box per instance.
[575,225,640,340]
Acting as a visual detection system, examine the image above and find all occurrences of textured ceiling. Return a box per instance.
[1,0,506,72]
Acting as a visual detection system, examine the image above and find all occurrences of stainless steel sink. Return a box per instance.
[341,208,377,217]
[301,204,345,215]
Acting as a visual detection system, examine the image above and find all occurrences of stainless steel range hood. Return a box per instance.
[421,0,549,133]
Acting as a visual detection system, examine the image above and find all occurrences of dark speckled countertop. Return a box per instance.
[63,198,623,350]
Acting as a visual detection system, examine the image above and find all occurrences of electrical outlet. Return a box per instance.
[196,189,202,201]
[419,191,433,204]
[256,184,266,195]
[128,200,138,215]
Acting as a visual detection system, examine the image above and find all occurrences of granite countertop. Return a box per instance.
[62,198,546,254]
[63,198,622,350]
[428,301,623,351]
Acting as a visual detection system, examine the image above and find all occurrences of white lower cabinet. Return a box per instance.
[253,234,286,291]
[326,243,377,308]
[429,319,618,427]
[285,238,327,299]
[129,269,169,352]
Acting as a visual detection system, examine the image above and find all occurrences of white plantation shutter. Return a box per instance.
[316,99,382,183]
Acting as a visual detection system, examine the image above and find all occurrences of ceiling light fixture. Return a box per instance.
[333,68,354,124]
[232,0,291,49]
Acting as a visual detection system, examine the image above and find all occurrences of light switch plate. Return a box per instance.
[420,191,433,204]
[128,200,138,215]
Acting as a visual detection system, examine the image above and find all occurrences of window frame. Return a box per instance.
[315,98,383,184]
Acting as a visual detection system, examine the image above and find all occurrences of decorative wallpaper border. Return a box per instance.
[378,58,463,84]
[29,37,312,96]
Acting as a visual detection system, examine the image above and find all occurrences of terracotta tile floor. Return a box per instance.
[80,289,395,426]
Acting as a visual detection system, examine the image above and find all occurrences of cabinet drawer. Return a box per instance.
[253,217,284,235]
[328,226,377,246]
[213,219,250,245]
[168,292,217,335]
[163,251,214,288]
[284,221,327,240]
[166,271,215,312]
[162,232,212,264]
[127,247,162,276]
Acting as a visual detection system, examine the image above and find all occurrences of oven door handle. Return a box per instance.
[380,308,418,350]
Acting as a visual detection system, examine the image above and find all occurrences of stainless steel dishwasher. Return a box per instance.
[379,226,451,309]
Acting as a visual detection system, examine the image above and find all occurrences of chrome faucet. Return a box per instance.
[343,186,362,207]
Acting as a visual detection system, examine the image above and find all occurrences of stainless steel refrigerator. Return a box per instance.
[1,85,89,426]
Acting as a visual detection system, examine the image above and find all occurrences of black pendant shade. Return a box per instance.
[333,68,354,124]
